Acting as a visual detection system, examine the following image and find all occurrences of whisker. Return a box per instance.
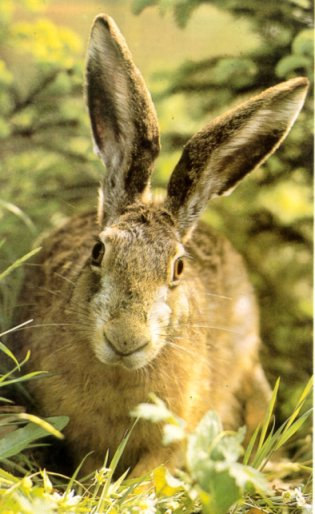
[177,323,241,335]
[53,272,76,286]
[167,341,197,358]
[11,322,91,332]
[0,319,34,338]
[204,292,232,300]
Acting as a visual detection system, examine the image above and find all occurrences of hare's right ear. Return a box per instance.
[86,15,160,224]
[165,77,309,239]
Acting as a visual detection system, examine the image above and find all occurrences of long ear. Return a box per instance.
[86,14,160,224]
[165,77,309,238]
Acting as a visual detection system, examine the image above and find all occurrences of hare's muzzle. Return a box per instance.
[103,330,149,357]
[94,316,162,370]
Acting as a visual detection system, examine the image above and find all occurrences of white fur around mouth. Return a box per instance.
[93,336,163,370]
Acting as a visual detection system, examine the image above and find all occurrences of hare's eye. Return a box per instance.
[172,257,184,282]
[91,241,105,267]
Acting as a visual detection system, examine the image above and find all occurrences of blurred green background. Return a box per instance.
[0,0,313,420]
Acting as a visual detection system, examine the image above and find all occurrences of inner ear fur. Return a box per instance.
[86,14,160,224]
[165,77,309,238]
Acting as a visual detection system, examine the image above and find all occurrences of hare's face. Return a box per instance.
[88,205,187,370]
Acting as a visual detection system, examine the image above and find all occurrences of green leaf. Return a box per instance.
[0,416,69,460]
[132,0,158,15]
[187,411,222,475]
[229,462,269,493]
[200,467,241,514]
[276,54,311,78]
[292,29,314,57]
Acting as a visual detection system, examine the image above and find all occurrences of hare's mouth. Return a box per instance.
[93,335,161,370]
[106,337,149,358]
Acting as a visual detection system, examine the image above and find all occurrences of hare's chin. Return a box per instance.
[93,340,162,371]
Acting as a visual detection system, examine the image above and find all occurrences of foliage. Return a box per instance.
[131,0,313,420]
[0,0,101,331]
[0,374,312,512]
[132,384,312,513]
[0,256,69,465]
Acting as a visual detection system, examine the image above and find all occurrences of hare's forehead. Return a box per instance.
[99,225,182,259]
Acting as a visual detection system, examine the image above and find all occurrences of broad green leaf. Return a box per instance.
[0,416,69,460]
[292,29,314,57]
[187,411,222,475]
[132,0,157,15]
[276,54,311,78]
[229,462,269,493]
[198,466,241,514]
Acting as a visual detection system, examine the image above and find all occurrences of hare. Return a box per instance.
[14,14,309,478]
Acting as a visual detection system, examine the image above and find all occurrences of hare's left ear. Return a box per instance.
[165,77,309,239]
[86,14,160,224]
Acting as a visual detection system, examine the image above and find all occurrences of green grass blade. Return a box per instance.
[65,451,94,497]
[0,200,36,233]
[1,371,47,387]
[258,377,280,450]
[243,422,261,465]
[0,342,20,369]
[0,247,41,281]
[96,419,138,510]
[0,350,31,385]
[285,376,313,432]
[251,430,276,470]
[274,409,312,450]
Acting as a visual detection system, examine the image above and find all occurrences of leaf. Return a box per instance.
[276,54,311,78]
[17,413,66,439]
[187,410,222,475]
[130,401,172,423]
[153,465,184,497]
[198,466,241,514]
[131,0,158,15]
[163,422,186,445]
[292,29,314,57]
[212,426,246,463]
[0,416,69,460]
[229,462,270,493]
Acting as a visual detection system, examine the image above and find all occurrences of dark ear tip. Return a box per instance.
[92,13,112,33]
[286,76,310,92]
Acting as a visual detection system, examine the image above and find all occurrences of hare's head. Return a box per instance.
[81,14,308,370]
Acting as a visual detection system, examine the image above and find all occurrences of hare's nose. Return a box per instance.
[103,325,150,356]
[106,337,149,357]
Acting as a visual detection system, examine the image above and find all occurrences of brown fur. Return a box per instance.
[13,14,308,477]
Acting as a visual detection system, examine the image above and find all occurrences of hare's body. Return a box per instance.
[14,14,308,476]
[18,211,268,475]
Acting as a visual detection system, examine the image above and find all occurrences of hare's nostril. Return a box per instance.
[103,331,149,357]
